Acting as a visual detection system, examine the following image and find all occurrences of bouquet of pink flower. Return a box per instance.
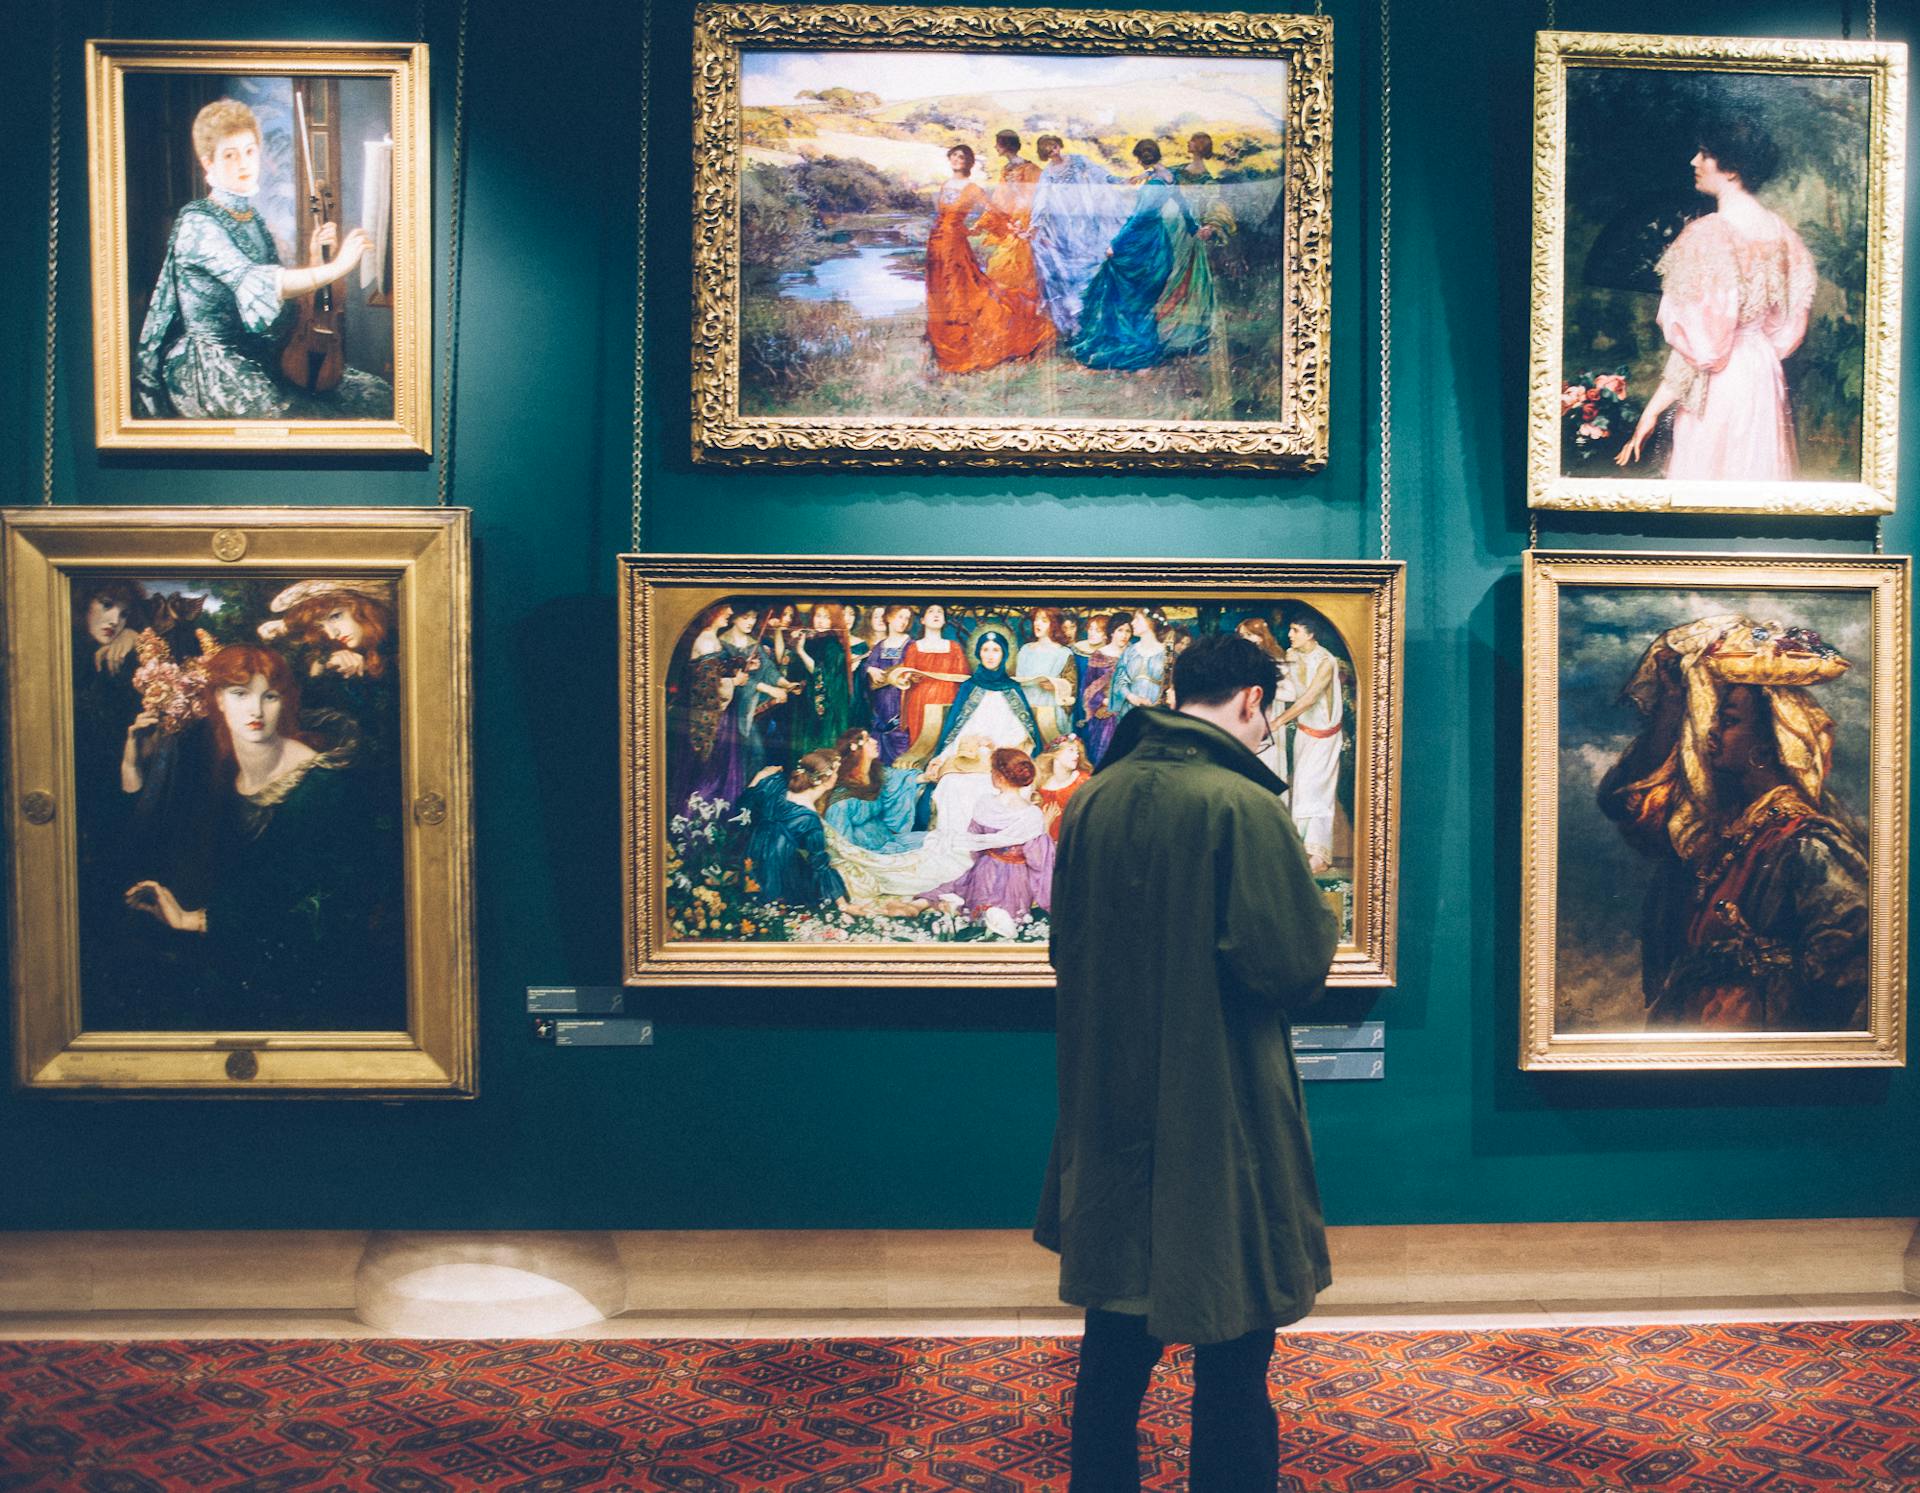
[131,628,213,735]
[1561,367,1641,466]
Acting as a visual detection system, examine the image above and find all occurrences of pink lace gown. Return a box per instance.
[1652,212,1815,482]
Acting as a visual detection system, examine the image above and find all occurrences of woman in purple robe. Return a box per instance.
[1076,612,1132,764]
[669,603,753,814]
[864,604,916,763]
[915,748,1054,921]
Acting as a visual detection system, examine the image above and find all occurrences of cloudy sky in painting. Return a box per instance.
[741,50,1284,108]
[1552,585,1873,1032]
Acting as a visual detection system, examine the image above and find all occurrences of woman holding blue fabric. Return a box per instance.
[1071,139,1219,372]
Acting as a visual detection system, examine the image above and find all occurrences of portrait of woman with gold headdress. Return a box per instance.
[1595,613,1869,1032]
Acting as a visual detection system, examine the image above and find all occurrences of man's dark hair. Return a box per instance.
[1173,633,1279,714]
[1694,114,1781,191]
[995,129,1021,153]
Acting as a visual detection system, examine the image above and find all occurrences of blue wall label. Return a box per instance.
[527,986,625,1014]
[553,1019,654,1047]
[1296,1050,1383,1082]
[1292,1022,1384,1051]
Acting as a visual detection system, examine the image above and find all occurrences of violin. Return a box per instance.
[280,89,345,394]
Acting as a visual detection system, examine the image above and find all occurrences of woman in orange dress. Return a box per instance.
[1034,734,1092,841]
[925,144,1054,374]
[892,603,972,758]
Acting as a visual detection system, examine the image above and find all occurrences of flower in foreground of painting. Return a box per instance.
[662,787,1051,946]
[1562,366,1642,466]
[131,628,211,734]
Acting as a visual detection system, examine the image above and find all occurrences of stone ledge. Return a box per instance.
[0,1220,1913,1316]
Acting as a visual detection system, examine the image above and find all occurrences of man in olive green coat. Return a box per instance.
[1036,632,1340,1492]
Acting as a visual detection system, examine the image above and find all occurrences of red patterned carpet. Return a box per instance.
[1,1322,1917,1491]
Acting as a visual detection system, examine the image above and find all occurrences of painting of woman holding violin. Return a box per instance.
[134,94,393,423]
[88,43,430,450]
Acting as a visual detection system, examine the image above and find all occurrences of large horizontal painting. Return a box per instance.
[3,508,474,1095]
[691,4,1332,470]
[622,557,1403,987]
[1522,551,1908,1069]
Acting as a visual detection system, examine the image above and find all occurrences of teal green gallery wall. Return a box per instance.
[0,0,1914,1231]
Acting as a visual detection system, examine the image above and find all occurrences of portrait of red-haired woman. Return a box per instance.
[117,640,404,1031]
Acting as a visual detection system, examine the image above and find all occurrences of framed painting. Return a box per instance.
[86,40,432,452]
[690,4,1333,470]
[621,556,1403,987]
[1529,32,1906,514]
[2,508,474,1095]
[1521,551,1908,1070]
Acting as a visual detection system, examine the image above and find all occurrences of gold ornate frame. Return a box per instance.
[86,40,433,452]
[1521,550,1909,1070]
[1529,32,1906,514]
[689,4,1333,470]
[621,556,1403,986]
[3,508,474,1095]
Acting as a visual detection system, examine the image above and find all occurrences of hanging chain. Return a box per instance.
[631,0,653,553]
[1546,0,1556,27]
[435,0,468,504]
[1377,0,1392,559]
[1874,519,1884,554]
[1869,0,1877,40]
[101,0,111,36]
[1529,511,1539,549]
[41,0,64,506]
[415,0,426,43]
[1314,0,1323,17]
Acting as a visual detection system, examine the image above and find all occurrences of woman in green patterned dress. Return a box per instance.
[134,97,392,421]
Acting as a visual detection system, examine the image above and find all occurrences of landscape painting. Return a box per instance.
[622,558,1404,988]
[692,5,1332,469]
[1521,552,1908,1070]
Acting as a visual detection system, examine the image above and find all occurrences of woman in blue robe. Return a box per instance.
[1029,136,1132,339]
[135,97,391,421]
[1070,139,1209,371]
[739,754,849,908]
[824,729,926,855]
[929,630,1045,761]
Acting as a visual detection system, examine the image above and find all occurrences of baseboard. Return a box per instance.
[1,1220,1914,1316]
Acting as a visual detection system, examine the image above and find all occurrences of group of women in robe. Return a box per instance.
[666,601,1197,927]
[925,131,1227,376]
[70,577,405,1030]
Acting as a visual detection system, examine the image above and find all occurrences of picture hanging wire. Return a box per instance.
[436,0,471,505]
[1531,0,1549,550]
[40,0,63,505]
[1378,0,1393,559]
[631,0,653,554]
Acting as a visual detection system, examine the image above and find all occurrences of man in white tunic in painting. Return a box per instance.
[1275,620,1342,874]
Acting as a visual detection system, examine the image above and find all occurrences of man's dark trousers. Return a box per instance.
[1069,1307,1279,1491]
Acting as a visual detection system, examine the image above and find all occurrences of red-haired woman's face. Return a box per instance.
[321,604,366,650]
[217,672,285,746]
[811,605,834,631]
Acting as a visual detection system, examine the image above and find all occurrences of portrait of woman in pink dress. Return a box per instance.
[1615,117,1815,482]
